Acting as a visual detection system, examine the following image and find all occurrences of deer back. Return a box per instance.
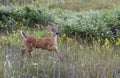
[34,37,56,49]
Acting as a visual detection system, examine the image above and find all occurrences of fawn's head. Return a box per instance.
[48,24,61,37]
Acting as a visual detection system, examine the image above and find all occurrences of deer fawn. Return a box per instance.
[20,25,63,63]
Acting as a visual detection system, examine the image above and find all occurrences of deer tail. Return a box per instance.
[20,30,27,38]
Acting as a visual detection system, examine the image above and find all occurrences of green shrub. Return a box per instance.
[0,6,53,30]
[53,8,120,38]
[1,6,120,38]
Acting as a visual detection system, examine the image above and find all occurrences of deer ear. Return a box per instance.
[47,25,53,31]
[55,24,61,30]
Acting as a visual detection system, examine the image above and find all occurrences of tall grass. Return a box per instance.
[0,29,120,78]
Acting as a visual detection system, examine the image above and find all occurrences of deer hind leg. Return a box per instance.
[21,44,26,59]
[25,43,34,63]
[28,51,34,63]
[21,42,33,63]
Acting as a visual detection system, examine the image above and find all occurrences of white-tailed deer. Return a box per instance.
[20,25,63,63]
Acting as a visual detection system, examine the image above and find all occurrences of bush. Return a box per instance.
[1,6,120,38]
[0,6,53,30]
[53,8,120,38]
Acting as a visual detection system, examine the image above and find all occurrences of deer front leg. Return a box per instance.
[47,45,63,62]
[55,49,63,62]
[47,45,56,51]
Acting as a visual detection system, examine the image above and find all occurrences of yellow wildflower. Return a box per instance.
[59,37,63,43]
[1,36,7,41]
[116,38,120,45]
[17,30,20,33]
[63,34,66,37]
[67,37,73,43]
[104,38,109,45]
[103,38,110,49]
[106,45,110,49]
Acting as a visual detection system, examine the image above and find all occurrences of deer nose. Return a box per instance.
[56,32,59,35]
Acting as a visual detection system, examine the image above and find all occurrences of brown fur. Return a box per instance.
[20,25,63,63]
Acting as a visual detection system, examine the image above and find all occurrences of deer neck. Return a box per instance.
[50,34,57,41]
[50,34,58,48]
[54,35,57,43]
[54,35,58,49]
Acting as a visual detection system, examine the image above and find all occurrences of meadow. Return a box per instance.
[0,28,120,78]
[0,0,120,78]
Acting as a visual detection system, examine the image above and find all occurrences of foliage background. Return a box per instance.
[1,6,120,38]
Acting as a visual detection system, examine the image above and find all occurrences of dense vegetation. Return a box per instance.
[0,6,53,29]
[1,6,120,38]
[0,0,120,78]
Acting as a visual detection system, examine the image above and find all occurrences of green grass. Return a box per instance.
[1,0,120,11]
[49,0,120,11]
[0,29,120,78]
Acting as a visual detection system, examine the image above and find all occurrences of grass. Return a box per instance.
[1,0,120,11]
[0,28,120,78]
[49,0,120,11]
